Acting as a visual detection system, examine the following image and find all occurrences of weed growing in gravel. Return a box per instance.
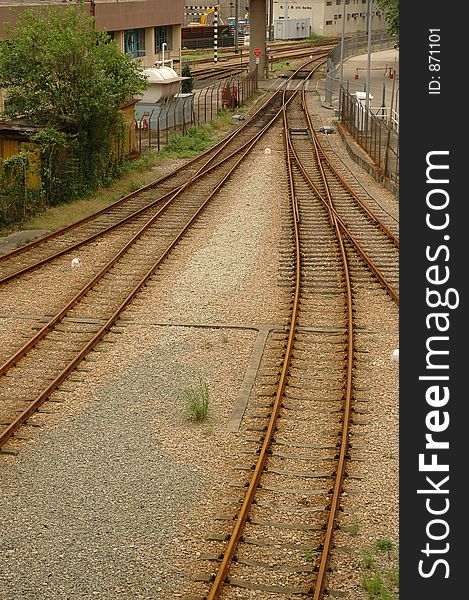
[349,518,359,536]
[388,567,399,587]
[180,376,209,422]
[361,573,383,597]
[362,551,374,569]
[221,332,229,344]
[128,179,140,193]
[201,341,213,350]
[202,424,214,437]
[374,538,393,556]
[302,549,318,562]
[360,539,398,600]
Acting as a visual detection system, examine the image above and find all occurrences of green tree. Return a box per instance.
[181,63,194,94]
[0,4,148,195]
[376,0,399,35]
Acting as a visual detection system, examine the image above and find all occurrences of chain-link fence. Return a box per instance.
[340,86,399,184]
[134,68,258,153]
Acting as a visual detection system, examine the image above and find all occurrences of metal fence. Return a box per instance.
[340,87,399,184]
[134,68,258,153]
[325,32,397,105]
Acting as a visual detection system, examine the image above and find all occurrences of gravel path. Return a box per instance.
[0,91,399,600]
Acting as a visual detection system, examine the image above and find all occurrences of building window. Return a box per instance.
[326,1,332,5]
[336,0,341,4]
[155,25,172,52]
[326,20,333,25]
[125,28,146,58]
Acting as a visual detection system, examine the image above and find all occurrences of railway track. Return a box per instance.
[183,39,340,67]
[0,92,284,285]
[0,60,325,455]
[184,61,398,600]
[0,52,398,600]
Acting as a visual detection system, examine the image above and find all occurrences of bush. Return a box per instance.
[181,63,194,94]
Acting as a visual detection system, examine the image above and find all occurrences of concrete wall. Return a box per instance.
[94,0,184,31]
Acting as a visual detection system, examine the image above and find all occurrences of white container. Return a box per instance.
[274,19,310,40]
[139,67,186,104]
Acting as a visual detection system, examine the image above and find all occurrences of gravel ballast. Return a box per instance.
[0,91,398,600]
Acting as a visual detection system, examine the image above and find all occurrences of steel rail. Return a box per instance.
[0,92,293,378]
[300,90,399,249]
[0,59,328,449]
[296,105,355,600]
[288,142,399,304]
[0,107,280,449]
[205,58,325,600]
[0,94,289,284]
[0,89,280,265]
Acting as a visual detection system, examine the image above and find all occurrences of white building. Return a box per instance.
[273,0,386,38]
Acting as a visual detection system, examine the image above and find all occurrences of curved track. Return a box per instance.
[192,60,398,600]
[0,61,323,455]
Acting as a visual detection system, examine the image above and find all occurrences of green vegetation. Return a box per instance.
[0,3,148,224]
[181,63,194,94]
[180,376,210,423]
[374,538,393,557]
[349,517,360,536]
[360,538,399,600]
[3,153,159,234]
[376,0,399,35]
[302,549,318,562]
[158,110,233,159]
[362,550,374,570]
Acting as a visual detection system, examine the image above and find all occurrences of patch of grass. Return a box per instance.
[202,341,213,350]
[361,572,383,597]
[349,517,359,536]
[309,33,328,41]
[362,551,374,570]
[302,549,318,562]
[127,179,140,193]
[360,539,398,600]
[202,424,214,437]
[374,538,393,555]
[387,568,399,587]
[221,332,229,344]
[158,124,216,159]
[180,376,210,423]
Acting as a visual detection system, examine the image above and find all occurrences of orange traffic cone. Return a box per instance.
[354,68,359,80]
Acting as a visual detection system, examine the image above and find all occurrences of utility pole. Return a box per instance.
[268,0,274,41]
[365,0,372,114]
[338,0,346,115]
[234,0,239,53]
